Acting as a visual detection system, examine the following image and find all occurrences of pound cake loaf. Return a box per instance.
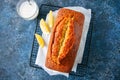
[45,8,85,73]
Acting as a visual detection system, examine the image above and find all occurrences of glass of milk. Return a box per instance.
[17,0,39,20]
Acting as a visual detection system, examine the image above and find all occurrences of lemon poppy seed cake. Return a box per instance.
[45,8,85,73]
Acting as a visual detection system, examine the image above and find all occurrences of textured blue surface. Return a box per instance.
[0,0,120,80]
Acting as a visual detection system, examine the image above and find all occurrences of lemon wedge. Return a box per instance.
[35,33,44,48]
[48,10,54,28]
[40,18,50,34]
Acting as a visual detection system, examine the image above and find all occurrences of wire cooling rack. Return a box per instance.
[30,4,95,76]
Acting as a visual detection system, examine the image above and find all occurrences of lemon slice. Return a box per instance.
[40,18,50,34]
[48,10,54,28]
[35,33,44,48]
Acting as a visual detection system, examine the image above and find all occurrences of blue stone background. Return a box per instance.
[0,0,120,80]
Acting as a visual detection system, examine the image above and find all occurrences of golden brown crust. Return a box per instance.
[45,8,85,73]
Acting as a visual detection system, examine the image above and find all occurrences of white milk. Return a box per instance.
[17,0,39,20]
